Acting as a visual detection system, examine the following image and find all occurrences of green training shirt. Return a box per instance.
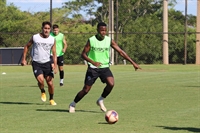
[88,35,111,68]
[50,32,64,56]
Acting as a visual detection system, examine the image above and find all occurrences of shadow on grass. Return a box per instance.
[156,126,200,132]
[184,85,200,88]
[98,122,111,125]
[36,109,67,112]
[0,101,39,105]
[36,109,102,113]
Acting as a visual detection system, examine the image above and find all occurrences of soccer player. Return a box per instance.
[69,22,141,113]
[21,21,57,105]
[50,24,68,86]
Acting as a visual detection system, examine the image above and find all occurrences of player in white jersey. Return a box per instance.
[21,21,57,105]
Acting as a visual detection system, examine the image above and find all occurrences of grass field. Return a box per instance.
[0,65,199,133]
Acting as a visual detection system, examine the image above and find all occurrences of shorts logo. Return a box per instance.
[34,70,37,74]
[87,76,91,80]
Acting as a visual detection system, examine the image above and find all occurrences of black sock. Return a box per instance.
[101,89,111,98]
[41,88,45,93]
[49,94,54,100]
[74,95,82,103]
[60,70,64,79]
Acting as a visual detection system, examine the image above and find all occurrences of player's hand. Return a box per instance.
[133,64,141,71]
[62,49,66,53]
[93,62,102,67]
[52,64,57,74]
[21,60,27,66]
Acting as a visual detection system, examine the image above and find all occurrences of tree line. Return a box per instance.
[0,0,197,64]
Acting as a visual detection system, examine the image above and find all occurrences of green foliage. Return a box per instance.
[0,0,197,64]
[64,24,95,64]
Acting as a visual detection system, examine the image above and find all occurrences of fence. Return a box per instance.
[0,31,197,65]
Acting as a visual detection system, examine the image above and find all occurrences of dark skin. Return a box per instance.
[76,25,141,99]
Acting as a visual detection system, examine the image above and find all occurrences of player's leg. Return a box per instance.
[36,75,47,102]
[32,61,46,102]
[58,56,64,86]
[58,65,64,86]
[41,61,56,105]
[69,85,92,113]
[97,68,114,112]
[45,75,56,105]
[69,67,98,113]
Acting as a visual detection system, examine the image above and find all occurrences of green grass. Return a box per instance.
[0,65,199,133]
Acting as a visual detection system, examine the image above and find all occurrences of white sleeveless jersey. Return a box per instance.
[31,33,55,63]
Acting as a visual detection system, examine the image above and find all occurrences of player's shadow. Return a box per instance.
[156,126,200,132]
[0,101,38,105]
[36,109,102,113]
[36,109,67,112]
[184,85,200,88]
[98,122,110,125]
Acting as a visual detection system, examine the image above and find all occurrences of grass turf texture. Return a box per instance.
[0,65,199,133]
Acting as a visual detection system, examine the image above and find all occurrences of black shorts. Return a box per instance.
[50,56,64,66]
[32,61,54,78]
[84,66,113,86]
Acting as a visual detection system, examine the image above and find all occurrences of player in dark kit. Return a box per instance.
[21,21,57,105]
[69,22,141,113]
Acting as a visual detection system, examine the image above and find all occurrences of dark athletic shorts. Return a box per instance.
[50,55,64,66]
[32,61,54,78]
[84,66,113,86]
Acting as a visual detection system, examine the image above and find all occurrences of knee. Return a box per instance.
[82,86,91,94]
[108,82,114,88]
[47,81,53,87]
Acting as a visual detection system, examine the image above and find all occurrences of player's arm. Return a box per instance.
[21,36,33,66]
[111,39,141,70]
[51,39,57,74]
[81,40,102,67]
[62,36,67,53]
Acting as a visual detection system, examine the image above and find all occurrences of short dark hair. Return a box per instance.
[52,24,59,29]
[97,22,107,29]
[42,21,52,28]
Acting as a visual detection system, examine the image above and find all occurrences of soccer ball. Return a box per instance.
[105,110,119,124]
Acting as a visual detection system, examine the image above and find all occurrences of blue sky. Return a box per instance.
[7,0,197,16]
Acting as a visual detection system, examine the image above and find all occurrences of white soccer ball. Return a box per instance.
[105,110,119,124]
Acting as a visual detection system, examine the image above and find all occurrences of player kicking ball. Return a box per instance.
[69,22,141,113]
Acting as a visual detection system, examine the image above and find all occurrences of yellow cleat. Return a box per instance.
[50,100,57,105]
[41,93,46,102]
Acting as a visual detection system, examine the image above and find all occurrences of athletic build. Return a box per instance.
[21,21,57,105]
[50,24,67,86]
[69,22,141,113]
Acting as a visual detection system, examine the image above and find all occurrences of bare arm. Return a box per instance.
[111,39,141,70]
[21,36,33,66]
[62,36,67,53]
[51,39,57,74]
[81,40,102,67]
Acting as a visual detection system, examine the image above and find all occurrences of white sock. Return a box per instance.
[60,79,63,83]
[98,96,104,102]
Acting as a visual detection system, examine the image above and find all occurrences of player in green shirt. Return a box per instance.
[69,22,141,113]
[50,24,68,86]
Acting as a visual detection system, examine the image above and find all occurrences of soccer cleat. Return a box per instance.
[60,83,63,86]
[96,100,107,112]
[41,93,46,102]
[69,103,75,113]
[49,100,57,105]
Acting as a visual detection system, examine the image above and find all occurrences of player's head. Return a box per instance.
[97,22,107,39]
[52,24,59,35]
[41,21,52,37]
